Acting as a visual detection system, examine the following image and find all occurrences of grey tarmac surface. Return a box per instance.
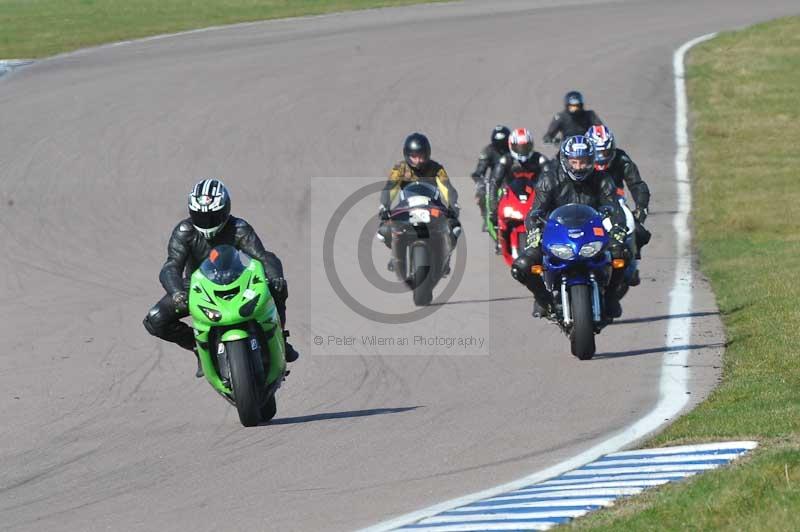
[0,1,796,531]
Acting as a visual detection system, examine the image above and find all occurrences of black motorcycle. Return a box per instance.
[387,182,456,306]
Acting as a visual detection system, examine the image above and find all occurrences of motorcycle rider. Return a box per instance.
[471,125,511,231]
[585,125,651,267]
[487,128,549,253]
[542,91,603,145]
[377,132,461,272]
[511,136,629,319]
[143,179,299,378]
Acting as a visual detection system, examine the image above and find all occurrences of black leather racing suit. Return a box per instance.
[487,152,549,223]
[542,109,603,143]
[471,144,508,218]
[606,148,649,210]
[143,216,287,351]
[511,160,627,309]
[605,148,651,253]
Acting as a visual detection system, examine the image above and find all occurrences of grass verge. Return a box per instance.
[0,0,446,59]
[570,15,800,532]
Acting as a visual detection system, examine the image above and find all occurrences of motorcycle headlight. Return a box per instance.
[199,306,222,322]
[579,241,604,257]
[503,206,524,220]
[549,244,575,260]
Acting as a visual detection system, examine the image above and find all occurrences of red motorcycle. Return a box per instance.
[496,177,536,266]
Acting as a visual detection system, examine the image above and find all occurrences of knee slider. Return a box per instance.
[511,255,533,282]
[610,243,631,260]
[376,224,393,247]
[143,306,163,336]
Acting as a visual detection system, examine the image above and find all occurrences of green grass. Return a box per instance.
[0,0,447,58]
[570,15,800,532]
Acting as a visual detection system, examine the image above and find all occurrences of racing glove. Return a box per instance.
[270,277,287,295]
[525,226,543,251]
[609,225,627,245]
[378,206,390,221]
[171,291,188,314]
[633,207,648,224]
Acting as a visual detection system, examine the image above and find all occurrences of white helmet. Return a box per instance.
[508,128,535,163]
[188,178,231,239]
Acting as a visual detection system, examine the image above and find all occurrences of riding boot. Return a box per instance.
[283,330,299,363]
[193,348,204,378]
[635,223,651,260]
[605,293,623,318]
[527,277,554,318]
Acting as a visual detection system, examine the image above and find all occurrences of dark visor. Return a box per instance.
[191,209,227,229]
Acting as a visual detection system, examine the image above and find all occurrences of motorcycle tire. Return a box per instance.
[411,245,433,306]
[569,284,596,360]
[228,339,262,427]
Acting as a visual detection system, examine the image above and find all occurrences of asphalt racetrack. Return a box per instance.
[0,1,796,530]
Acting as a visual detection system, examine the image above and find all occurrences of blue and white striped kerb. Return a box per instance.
[395,441,757,531]
[0,60,33,78]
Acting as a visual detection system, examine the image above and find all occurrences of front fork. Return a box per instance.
[561,277,571,325]
[560,274,603,326]
[590,273,602,323]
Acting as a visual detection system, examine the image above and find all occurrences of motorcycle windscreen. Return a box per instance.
[549,204,600,228]
[507,178,533,200]
[199,245,251,285]
[397,182,445,209]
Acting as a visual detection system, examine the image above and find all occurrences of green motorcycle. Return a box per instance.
[188,245,286,427]
[484,185,504,241]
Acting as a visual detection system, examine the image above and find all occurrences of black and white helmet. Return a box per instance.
[188,178,231,239]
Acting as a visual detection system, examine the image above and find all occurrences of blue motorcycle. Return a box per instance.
[540,203,629,359]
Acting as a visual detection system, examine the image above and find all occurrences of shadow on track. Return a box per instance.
[267,406,420,426]
[593,342,726,360]
[611,311,719,325]
[429,295,529,307]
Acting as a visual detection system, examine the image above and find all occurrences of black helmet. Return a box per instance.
[188,178,231,239]
[403,132,432,170]
[491,125,511,153]
[564,91,584,112]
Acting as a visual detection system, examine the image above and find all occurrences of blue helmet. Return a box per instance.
[559,135,596,182]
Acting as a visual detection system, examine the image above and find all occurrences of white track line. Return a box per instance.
[359,30,720,532]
